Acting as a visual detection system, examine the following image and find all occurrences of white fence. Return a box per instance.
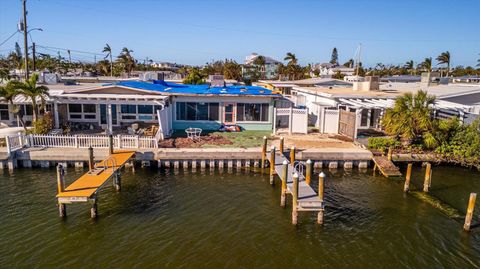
[274,107,308,134]
[5,133,158,153]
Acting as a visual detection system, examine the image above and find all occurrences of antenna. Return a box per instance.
[355,43,362,77]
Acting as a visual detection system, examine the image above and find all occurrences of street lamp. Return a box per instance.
[27,28,43,72]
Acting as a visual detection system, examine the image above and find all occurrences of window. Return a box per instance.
[360,109,369,127]
[236,103,269,122]
[138,105,153,114]
[121,105,136,114]
[0,104,9,120]
[176,102,220,121]
[68,104,97,120]
[20,105,33,116]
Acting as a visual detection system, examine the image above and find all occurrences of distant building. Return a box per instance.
[242,53,281,80]
[312,63,355,77]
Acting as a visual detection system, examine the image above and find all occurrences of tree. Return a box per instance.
[436,51,451,77]
[404,60,415,75]
[223,60,242,81]
[343,59,354,68]
[117,47,136,77]
[102,44,113,76]
[330,48,338,65]
[253,55,266,79]
[420,57,432,73]
[382,90,436,146]
[183,68,206,85]
[0,83,27,131]
[284,52,297,65]
[13,73,50,121]
[477,54,480,67]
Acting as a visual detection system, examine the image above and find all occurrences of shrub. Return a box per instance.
[367,137,401,152]
[29,112,53,134]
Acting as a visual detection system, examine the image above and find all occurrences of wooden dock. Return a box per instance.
[56,150,135,218]
[372,156,402,177]
[273,152,324,211]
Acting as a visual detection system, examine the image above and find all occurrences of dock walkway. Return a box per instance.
[57,151,135,204]
[372,156,402,177]
[273,152,323,211]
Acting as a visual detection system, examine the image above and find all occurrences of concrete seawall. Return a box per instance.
[2,147,373,170]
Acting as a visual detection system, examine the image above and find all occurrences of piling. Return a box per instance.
[318,172,326,224]
[108,134,114,155]
[56,164,66,217]
[270,146,276,185]
[279,137,284,153]
[174,161,180,169]
[292,173,299,225]
[192,160,197,171]
[387,147,393,161]
[90,197,98,219]
[463,193,477,231]
[305,159,312,185]
[88,146,94,171]
[281,160,288,207]
[404,163,413,192]
[236,160,242,168]
[290,146,296,164]
[261,136,267,168]
[423,163,432,192]
[113,172,121,191]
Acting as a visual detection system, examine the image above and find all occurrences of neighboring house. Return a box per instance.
[0,80,280,134]
[242,53,281,80]
[312,63,355,77]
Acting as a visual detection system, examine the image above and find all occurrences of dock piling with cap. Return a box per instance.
[423,163,432,192]
[261,136,267,168]
[463,193,477,231]
[305,159,312,185]
[292,173,299,225]
[281,160,288,207]
[318,172,326,224]
[270,146,276,185]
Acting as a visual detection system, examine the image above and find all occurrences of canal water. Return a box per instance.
[1,165,479,268]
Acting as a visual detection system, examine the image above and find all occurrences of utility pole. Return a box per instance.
[22,0,29,80]
[32,42,36,71]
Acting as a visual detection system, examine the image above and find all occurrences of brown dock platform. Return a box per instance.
[372,156,402,177]
[274,152,324,211]
[57,151,135,204]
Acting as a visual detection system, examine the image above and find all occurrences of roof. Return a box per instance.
[260,78,352,87]
[110,80,279,97]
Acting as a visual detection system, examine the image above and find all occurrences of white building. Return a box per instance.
[242,53,281,80]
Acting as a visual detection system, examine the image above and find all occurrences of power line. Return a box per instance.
[0,31,20,47]
[36,44,103,56]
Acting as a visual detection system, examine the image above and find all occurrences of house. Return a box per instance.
[242,53,281,80]
[312,63,355,77]
[0,80,280,136]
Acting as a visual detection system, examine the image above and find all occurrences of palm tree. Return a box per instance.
[404,60,415,75]
[420,57,432,73]
[436,51,451,77]
[0,82,27,131]
[102,43,113,77]
[253,56,266,79]
[477,54,480,67]
[117,47,135,77]
[284,52,297,65]
[13,74,49,121]
[382,90,436,146]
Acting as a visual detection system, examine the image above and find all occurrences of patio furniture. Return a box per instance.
[185,127,202,140]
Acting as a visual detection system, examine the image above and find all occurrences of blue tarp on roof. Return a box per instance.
[109,80,278,96]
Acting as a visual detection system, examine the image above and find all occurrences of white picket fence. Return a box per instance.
[5,133,158,153]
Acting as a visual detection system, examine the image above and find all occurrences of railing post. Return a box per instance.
[29,134,33,147]
[5,136,12,157]
[269,146,276,185]
[279,136,284,154]
[117,135,122,149]
[74,135,79,148]
[318,172,326,224]
[17,132,23,147]
[136,135,140,149]
[306,159,312,185]
[292,173,299,225]
[281,160,288,207]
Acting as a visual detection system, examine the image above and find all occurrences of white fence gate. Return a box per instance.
[274,107,308,134]
[321,108,339,134]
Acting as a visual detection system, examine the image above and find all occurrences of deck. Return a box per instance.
[274,152,324,211]
[57,151,135,203]
[372,156,402,177]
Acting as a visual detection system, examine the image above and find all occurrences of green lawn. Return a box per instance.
[201,131,272,148]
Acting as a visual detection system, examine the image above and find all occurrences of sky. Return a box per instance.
[0,0,479,67]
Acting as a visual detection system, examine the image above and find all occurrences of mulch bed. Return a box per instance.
[158,133,233,148]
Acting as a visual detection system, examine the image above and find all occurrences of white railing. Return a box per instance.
[27,134,158,149]
[6,133,25,156]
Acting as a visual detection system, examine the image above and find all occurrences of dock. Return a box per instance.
[372,156,402,177]
[56,150,136,218]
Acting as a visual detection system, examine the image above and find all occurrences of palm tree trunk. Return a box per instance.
[110,55,113,77]
[10,102,27,132]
